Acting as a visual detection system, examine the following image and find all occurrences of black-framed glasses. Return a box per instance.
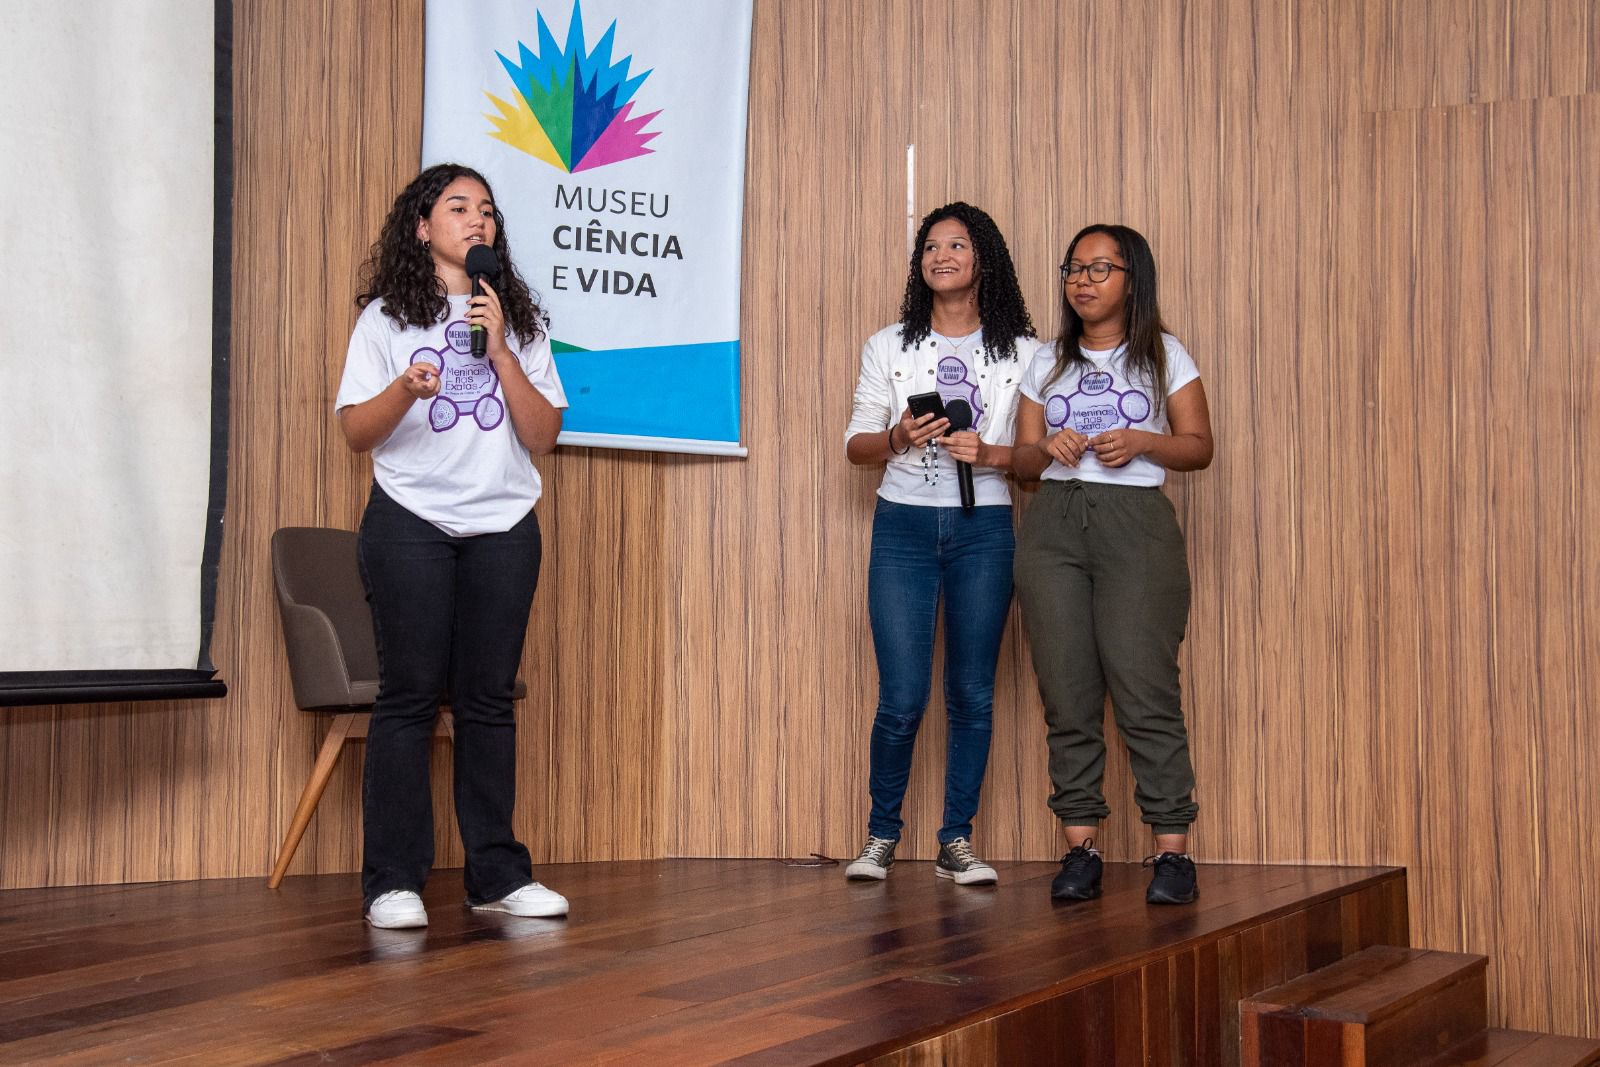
[1060,261,1128,282]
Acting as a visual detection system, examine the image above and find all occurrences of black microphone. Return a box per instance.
[465,244,500,358]
[945,398,976,514]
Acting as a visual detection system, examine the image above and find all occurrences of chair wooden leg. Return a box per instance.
[268,713,363,889]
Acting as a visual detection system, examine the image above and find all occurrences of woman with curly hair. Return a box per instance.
[1011,224,1213,906]
[842,202,1038,885]
[335,163,569,928]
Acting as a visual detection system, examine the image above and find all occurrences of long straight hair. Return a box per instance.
[1046,224,1170,413]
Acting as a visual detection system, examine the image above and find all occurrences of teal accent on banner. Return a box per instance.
[554,340,742,443]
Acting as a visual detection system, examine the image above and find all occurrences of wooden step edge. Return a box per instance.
[1420,1027,1600,1066]
[1241,945,1487,1022]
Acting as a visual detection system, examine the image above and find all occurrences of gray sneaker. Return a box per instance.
[935,838,998,885]
[845,836,896,880]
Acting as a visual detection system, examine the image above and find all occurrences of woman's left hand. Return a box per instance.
[1087,428,1151,468]
[940,429,988,467]
[468,277,511,360]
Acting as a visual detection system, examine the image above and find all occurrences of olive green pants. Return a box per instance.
[1014,479,1198,834]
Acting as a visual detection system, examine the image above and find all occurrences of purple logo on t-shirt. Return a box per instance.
[1044,369,1150,436]
[412,320,504,432]
[936,355,984,426]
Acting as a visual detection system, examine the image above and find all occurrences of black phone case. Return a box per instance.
[906,391,947,420]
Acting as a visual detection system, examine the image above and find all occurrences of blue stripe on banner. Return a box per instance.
[554,341,742,443]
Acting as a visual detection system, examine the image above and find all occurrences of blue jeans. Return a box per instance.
[356,484,539,908]
[866,498,1015,844]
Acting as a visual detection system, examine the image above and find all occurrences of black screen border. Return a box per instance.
[0,0,232,709]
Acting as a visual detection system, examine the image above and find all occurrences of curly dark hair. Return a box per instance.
[356,163,547,346]
[897,201,1035,363]
[1047,224,1172,415]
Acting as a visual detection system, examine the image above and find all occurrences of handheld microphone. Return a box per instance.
[945,398,976,514]
[465,244,501,358]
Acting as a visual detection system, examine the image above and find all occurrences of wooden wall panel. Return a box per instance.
[532,448,664,862]
[1367,93,1600,1034]
[0,0,1596,1043]
[1363,0,1600,111]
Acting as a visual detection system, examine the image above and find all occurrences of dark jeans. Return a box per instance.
[357,484,538,908]
[866,499,1014,844]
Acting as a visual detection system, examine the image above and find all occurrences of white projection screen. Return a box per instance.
[0,1,230,705]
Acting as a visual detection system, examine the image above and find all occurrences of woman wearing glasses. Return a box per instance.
[842,202,1037,885]
[1011,224,1213,905]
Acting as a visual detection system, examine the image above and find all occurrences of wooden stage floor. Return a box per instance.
[0,858,1407,1066]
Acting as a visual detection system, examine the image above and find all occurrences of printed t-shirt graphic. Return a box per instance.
[412,319,505,432]
[934,346,984,427]
[1019,335,1199,489]
[1042,368,1150,436]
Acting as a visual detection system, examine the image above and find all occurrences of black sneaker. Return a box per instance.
[1144,852,1198,904]
[1050,841,1103,901]
[934,838,998,885]
[845,836,896,880]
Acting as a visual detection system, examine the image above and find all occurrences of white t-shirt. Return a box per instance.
[844,324,1038,507]
[335,296,568,536]
[1019,335,1200,488]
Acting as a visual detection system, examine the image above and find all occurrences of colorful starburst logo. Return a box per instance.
[485,1,662,173]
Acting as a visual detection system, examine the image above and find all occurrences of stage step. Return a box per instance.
[1420,1028,1600,1066]
[1240,945,1487,1067]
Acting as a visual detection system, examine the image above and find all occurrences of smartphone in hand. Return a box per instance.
[906,391,947,422]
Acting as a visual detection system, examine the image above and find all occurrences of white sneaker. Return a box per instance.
[472,882,569,917]
[366,890,428,929]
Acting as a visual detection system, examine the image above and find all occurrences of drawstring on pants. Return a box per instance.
[1059,480,1095,531]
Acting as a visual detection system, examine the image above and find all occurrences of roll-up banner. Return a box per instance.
[423,0,752,456]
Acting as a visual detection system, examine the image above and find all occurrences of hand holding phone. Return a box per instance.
[907,391,947,422]
[898,391,951,451]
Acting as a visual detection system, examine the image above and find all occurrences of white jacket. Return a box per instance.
[844,323,1039,507]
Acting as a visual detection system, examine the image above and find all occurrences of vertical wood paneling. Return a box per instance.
[0,0,1595,1044]
[1366,91,1600,1035]
[1365,0,1599,111]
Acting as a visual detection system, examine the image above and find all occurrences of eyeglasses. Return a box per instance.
[1060,261,1128,283]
